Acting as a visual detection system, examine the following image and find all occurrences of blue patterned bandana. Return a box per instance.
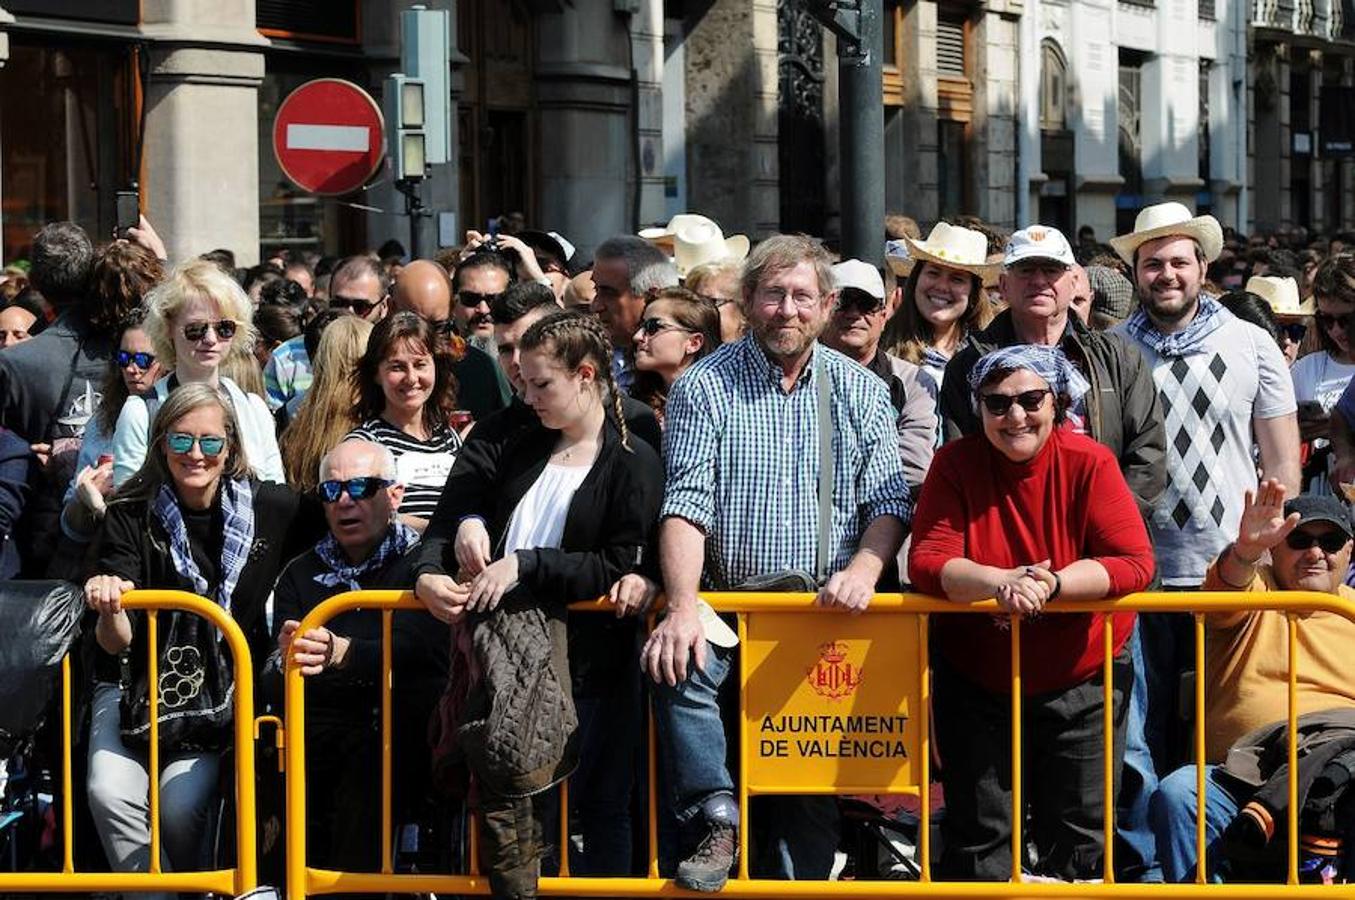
[313,521,419,592]
[1121,293,1226,358]
[153,478,255,614]
[967,344,1091,410]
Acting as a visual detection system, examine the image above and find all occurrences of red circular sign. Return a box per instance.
[272,78,385,196]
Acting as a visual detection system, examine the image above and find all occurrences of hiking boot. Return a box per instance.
[676,819,738,892]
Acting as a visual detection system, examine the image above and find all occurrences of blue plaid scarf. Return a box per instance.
[313,522,419,592]
[153,478,255,614]
[966,344,1091,410]
[1121,293,1226,358]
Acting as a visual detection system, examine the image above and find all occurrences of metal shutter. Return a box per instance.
[257,0,359,42]
[936,18,965,76]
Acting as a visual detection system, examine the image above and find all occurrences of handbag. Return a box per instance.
[119,607,235,753]
[731,350,834,592]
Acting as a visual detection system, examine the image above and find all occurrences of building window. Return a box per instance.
[1117,50,1145,232]
[883,0,904,107]
[1199,62,1212,207]
[936,8,972,217]
[938,119,969,218]
[1040,39,1068,132]
[936,14,966,77]
[257,0,361,44]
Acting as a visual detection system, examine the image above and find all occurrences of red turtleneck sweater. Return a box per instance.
[909,427,1154,694]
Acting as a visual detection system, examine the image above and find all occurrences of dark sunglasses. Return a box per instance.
[1280,322,1308,343]
[116,350,156,370]
[166,432,226,456]
[637,318,691,337]
[318,476,394,504]
[182,320,237,343]
[978,388,1052,416]
[330,294,382,317]
[1285,529,1350,553]
[834,293,887,315]
[1317,312,1353,332]
[458,290,504,309]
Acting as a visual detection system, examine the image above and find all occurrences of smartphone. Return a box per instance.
[115,190,139,239]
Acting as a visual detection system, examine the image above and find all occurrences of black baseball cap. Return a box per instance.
[1285,495,1354,539]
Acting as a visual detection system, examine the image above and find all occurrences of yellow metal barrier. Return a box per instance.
[0,588,259,896]
[279,589,1355,898]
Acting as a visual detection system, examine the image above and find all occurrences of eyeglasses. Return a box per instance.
[117,350,156,370]
[636,318,691,337]
[181,320,237,343]
[458,291,504,309]
[1317,312,1352,332]
[1284,529,1350,553]
[978,388,1052,416]
[166,432,226,456]
[330,294,383,317]
[756,287,822,310]
[1280,322,1308,344]
[317,476,394,503]
[834,292,887,315]
[698,293,737,309]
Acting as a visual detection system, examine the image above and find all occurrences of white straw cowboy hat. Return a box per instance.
[1109,202,1224,265]
[646,215,749,278]
[903,222,1000,285]
[1247,275,1314,318]
[639,214,708,250]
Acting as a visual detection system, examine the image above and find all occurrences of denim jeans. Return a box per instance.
[568,673,642,875]
[1148,764,1246,882]
[1139,610,1195,773]
[932,651,1129,881]
[652,641,839,879]
[1117,621,1163,881]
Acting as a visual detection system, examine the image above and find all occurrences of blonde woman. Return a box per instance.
[280,315,375,493]
[110,259,283,487]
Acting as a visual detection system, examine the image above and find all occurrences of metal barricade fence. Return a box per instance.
[282,588,1355,899]
[0,588,259,896]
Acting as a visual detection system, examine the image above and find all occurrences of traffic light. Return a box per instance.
[384,73,426,182]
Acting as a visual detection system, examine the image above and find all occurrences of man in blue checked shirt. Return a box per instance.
[641,234,910,891]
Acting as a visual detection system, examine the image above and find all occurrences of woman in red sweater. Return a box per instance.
[909,344,1154,883]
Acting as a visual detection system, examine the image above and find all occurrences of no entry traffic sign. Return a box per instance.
[273,78,385,196]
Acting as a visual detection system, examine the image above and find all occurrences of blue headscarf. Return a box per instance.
[966,344,1091,412]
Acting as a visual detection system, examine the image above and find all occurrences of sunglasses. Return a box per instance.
[637,318,691,337]
[317,476,394,503]
[1280,322,1308,343]
[330,294,382,317]
[1285,529,1350,553]
[1317,312,1353,332]
[117,350,156,370]
[978,388,1052,416]
[166,432,226,456]
[181,320,237,343]
[834,293,887,315]
[458,290,504,309]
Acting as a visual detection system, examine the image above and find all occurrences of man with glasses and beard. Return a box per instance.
[451,250,513,351]
[264,255,389,413]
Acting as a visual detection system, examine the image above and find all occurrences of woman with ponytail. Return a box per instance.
[413,309,665,896]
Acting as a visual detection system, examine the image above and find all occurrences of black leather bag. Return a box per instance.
[119,608,235,753]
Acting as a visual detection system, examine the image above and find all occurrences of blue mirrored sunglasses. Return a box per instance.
[166,432,226,456]
[317,477,394,503]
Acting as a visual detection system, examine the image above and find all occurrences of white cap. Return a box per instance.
[1004,226,1077,268]
[832,259,885,300]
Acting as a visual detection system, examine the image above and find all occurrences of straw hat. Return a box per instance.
[1109,202,1223,265]
[903,222,1000,283]
[638,214,708,250]
[1246,275,1314,318]
[639,214,750,277]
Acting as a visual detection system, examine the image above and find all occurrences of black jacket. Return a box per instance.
[415,413,665,694]
[938,310,1167,514]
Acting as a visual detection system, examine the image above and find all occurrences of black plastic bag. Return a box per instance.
[0,580,83,752]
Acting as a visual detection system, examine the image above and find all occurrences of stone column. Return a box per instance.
[1251,43,1289,232]
[1140,0,1204,208]
[1069,0,1119,241]
[970,1,1021,229]
[898,0,939,226]
[632,0,667,229]
[684,0,779,238]
[139,0,268,264]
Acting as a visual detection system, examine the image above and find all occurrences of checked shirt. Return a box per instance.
[661,335,911,589]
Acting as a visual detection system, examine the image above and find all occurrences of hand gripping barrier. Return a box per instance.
[0,589,258,896]
[281,588,1355,899]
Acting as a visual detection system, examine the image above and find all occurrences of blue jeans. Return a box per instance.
[652,641,839,879]
[1118,621,1163,881]
[1148,764,1246,882]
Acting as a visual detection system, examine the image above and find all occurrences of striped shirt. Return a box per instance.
[661,335,911,588]
[347,418,463,521]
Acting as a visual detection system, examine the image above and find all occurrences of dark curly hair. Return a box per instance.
[353,311,464,433]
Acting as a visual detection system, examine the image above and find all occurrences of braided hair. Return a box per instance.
[519,309,633,452]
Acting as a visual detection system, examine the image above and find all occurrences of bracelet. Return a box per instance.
[1050,572,1062,601]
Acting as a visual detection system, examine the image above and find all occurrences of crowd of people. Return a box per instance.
[1,198,1355,897]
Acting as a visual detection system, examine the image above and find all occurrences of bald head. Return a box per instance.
[392,259,453,324]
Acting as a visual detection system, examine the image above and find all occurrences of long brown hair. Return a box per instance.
[881,262,992,364]
[1312,253,1355,357]
[353,311,463,433]
[631,287,722,417]
[97,309,156,435]
[281,316,373,492]
[519,309,633,451]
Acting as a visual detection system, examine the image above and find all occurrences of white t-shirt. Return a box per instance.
[1117,314,1297,586]
[504,463,593,554]
[1290,350,1355,497]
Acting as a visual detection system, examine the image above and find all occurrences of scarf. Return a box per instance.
[312,522,419,592]
[1121,293,1226,358]
[153,478,255,614]
[966,343,1092,409]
